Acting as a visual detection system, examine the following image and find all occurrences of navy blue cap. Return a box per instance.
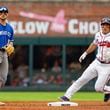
[101,17,110,25]
[0,6,8,13]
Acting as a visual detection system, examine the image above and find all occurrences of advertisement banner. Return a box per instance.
[1,2,110,37]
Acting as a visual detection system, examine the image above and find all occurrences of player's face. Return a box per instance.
[0,11,8,20]
[101,23,110,34]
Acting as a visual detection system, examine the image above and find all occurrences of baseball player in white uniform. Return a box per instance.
[60,17,110,102]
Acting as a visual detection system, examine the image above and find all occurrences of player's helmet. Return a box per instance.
[101,17,110,25]
[0,6,8,13]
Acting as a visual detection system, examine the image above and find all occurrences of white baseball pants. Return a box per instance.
[64,59,110,99]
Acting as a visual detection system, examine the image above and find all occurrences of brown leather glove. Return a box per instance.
[5,44,14,56]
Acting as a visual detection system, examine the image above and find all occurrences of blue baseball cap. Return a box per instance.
[0,6,8,13]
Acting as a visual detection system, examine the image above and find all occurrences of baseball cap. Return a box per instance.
[0,6,8,13]
[101,17,110,25]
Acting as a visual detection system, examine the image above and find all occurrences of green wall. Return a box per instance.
[14,36,93,81]
[4,37,94,91]
[15,37,93,45]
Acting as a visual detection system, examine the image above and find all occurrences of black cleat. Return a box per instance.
[104,94,110,102]
[59,96,70,101]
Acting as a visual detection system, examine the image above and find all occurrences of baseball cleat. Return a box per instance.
[59,96,70,101]
[104,94,110,102]
[0,102,5,105]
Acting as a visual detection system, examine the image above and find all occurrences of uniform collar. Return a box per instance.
[100,31,110,37]
[0,22,7,26]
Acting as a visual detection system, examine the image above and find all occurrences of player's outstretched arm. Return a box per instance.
[79,43,97,63]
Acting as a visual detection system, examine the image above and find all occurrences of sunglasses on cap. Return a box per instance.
[0,7,8,13]
[101,17,110,25]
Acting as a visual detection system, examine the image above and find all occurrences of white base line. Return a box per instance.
[47,101,78,106]
[0,102,5,106]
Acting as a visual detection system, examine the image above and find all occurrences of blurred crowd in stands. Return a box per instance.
[5,45,95,87]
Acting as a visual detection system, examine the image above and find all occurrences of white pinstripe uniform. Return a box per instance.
[64,31,110,99]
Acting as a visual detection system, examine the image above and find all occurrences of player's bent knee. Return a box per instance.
[95,85,103,92]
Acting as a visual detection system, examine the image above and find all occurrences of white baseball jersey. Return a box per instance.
[64,31,110,99]
[93,31,110,62]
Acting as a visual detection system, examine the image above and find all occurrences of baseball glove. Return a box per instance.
[5,44,14,56]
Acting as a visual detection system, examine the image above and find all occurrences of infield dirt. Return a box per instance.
[0,101,109,110]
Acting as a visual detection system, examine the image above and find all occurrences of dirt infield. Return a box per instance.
[0,101,110,110]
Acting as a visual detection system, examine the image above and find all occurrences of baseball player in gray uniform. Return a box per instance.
[0,6,14,105]
[60,17,110,102]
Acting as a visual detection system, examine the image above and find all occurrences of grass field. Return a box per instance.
[0,92,108,110]
[0,91,104,101]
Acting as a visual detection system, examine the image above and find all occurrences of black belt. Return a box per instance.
[97,58,110,64]
[0,48,5,52]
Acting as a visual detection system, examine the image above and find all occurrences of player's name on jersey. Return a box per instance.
[0,31,11,37]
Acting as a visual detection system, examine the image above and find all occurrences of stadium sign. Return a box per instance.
[10,19,100,37]
[1,2,109,37]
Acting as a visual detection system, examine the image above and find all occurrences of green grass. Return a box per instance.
[0,92,104,101]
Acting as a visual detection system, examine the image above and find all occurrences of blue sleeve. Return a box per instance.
[9,26,14,42]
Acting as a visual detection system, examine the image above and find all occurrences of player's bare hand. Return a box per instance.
[79,52,87,63]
